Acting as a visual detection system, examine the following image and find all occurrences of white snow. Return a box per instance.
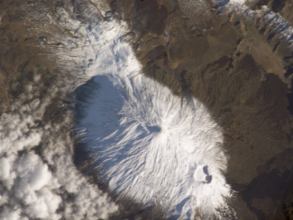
[75,40,232,219]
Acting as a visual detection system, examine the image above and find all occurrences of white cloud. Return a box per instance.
[0,207,21,220]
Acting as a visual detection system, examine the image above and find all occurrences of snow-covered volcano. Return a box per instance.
[74,41,231,219]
